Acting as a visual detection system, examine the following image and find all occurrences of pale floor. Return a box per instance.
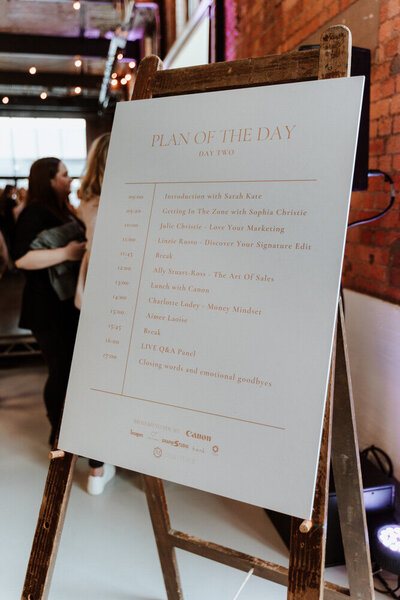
[0,359,388,600]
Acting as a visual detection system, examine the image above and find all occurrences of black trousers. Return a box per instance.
[33,322,77,442]
[34,313,104,468]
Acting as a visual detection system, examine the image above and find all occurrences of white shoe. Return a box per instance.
[87,464,116,495]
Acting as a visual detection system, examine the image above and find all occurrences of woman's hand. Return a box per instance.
[64,240,86,261]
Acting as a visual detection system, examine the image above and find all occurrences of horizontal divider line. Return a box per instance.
[89,387,286,430]
[124,179,317,184]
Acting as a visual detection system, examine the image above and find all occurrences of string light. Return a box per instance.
[74,86,82,94]
[40,92,47,100]
[125,73,132,81]
[74,59,82,68]
[110,79,118,87]
[129,61,136,69]
[111,72,117,79]
[29,66,37,75]
[120,78,127,85]
[73,1,81,9]
[117,53,123,61]
[2,96,9,104]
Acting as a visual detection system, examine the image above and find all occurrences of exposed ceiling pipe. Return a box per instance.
[99,0,160,111]
[98,33,128,109]
[99,0,134,110]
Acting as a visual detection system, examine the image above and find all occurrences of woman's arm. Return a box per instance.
[15,240,86,270]
[74,250,90,309]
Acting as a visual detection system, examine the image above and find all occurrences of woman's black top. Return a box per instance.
[13,203,79,331]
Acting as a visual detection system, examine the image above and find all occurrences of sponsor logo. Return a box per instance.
[186,430,212,442]
[153,447,162,458]
[130,430,144,438]
[162,438,189,449]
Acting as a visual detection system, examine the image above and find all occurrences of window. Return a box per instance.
[0,117,86,180]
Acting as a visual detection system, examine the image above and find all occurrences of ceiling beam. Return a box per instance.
[0,94,113,113]
[15,0,115,3]
[0,33,140,59]
[0,71,102,88]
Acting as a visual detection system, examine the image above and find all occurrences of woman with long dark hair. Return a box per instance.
[14,157,86,446]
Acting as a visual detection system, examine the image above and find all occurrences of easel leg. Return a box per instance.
[22,452,77,600]
[331,300,374,600]
[287,353,334,600]
[142,475,184,600]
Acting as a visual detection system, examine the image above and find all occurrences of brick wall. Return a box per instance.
[224,0,400,304]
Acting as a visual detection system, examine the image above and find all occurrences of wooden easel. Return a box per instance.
[22,25,375,600]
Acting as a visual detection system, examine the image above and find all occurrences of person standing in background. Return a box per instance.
[13,187,27,221]
[13,158,86,447]
[75,133,116,495]
[75,133,110,309]
[0,184,17,270]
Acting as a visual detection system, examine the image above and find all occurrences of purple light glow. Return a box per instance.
[378,525,400,553]
[84,29,101,39]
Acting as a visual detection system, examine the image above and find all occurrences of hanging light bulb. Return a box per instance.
[129,61,136,69]
[73,1,81,9]
[29,66,37,75]
[74,59,82,68]
[40,92,47,100]
[117,52,123,61]
[120,78,127,85]
[111,72,117,79]
[74,86,82,94]
[110,79,118,87]
[2,96,9,104]
[125,73,132,81]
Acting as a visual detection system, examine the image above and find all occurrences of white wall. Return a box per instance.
[166,17,209,69]
[163,0,211,69]
[343,289,400,479]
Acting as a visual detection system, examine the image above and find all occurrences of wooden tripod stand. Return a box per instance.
[22,25,374,600]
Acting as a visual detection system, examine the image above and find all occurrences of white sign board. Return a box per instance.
[59,77,364,519]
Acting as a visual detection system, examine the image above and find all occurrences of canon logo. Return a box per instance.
[186,430,211,442]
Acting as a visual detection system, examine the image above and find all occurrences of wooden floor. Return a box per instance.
[0,275,389,600]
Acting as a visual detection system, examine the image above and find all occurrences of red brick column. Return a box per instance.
[224,0,400,303]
